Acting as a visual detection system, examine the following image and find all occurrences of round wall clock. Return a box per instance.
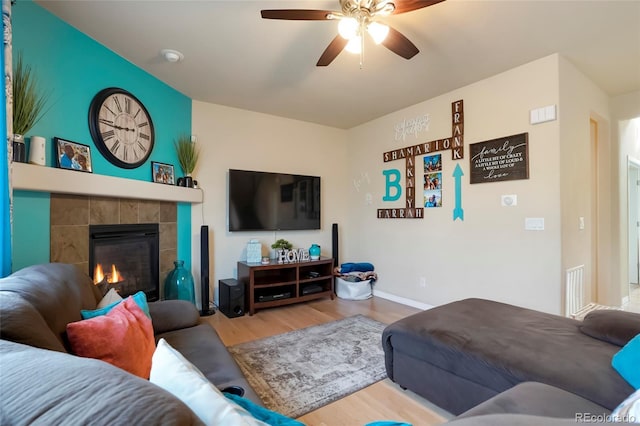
[88,87,155,169]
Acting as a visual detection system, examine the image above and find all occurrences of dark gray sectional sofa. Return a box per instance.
[382,298,639,424]
[0,263,261,424]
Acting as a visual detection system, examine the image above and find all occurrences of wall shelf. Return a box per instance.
[12,162,202,204]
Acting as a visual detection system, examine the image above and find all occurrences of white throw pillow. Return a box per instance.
[97,288,123,308]
[150,338,268,426]
[611,389,640,423]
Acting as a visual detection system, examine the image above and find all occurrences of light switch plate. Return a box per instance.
[525,217,545,230]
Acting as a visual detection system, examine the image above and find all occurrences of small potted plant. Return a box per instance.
[271,239,292,260]
[174,134,200,187]
[13,52,51,163]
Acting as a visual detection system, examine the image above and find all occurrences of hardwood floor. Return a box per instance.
[202,297,452,426]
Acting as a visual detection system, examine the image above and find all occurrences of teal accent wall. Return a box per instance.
[12,191,50,271]
[12,2,192,271]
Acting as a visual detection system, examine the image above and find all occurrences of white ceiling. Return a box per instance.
[35,0,640,129]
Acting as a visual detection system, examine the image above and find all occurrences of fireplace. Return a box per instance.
[89,223,160,301]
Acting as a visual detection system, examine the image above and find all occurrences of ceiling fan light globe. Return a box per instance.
[345,36,362,54]
[367,22,389,44]
[338,17,358,39]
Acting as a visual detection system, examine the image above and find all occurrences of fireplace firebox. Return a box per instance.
[89,223,159,301]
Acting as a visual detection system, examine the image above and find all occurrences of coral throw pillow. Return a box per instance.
[67,297,155,379]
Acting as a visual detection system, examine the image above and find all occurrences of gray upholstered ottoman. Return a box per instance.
[381,298,632,414]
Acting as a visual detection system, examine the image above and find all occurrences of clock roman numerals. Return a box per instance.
[113,96,123,113]
[90,88,154,168]
[111,139,121,154]
[102,130,115,141]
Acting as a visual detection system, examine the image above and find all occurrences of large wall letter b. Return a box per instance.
[382,169,402,201]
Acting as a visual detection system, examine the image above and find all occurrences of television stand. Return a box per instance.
[238,257,334,315]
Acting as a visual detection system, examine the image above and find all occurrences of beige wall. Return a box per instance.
[345,55,563,314]
[190,102,349,305]
[190,55,637,315]
[558,56,612,310]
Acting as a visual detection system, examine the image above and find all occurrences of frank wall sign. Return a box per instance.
[379,100,464,219]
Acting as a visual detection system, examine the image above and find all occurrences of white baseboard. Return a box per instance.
[622,295,630,306]
[373,289,433,311]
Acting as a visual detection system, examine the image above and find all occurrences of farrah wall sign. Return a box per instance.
[379,100,464,219]
[469,133,529,184]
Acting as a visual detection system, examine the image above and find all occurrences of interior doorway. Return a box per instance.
[590,118,599,304]
[628,158,640,305]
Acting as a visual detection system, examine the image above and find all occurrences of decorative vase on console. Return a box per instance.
[164,260,195,304]
[309,244,321,260]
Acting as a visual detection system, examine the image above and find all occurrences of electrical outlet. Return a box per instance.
[419,277,427,288]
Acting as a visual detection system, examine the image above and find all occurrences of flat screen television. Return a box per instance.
[228,169,321,231]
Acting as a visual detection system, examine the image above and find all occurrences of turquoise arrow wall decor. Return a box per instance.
[453,164,464,221]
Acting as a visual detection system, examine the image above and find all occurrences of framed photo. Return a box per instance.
[151,162,175,185]
[54,137,93,173]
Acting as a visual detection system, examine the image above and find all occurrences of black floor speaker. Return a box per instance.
[200,225,215,316]
[219,278,245,318]
[332,223,339,268]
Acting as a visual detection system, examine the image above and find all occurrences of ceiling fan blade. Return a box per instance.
[316,36,349,66]
[261,9,334,20]
[391,0,445,15]
[382,26,419,59]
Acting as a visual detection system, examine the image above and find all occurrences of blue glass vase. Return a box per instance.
[309,244,321,260]
[164,260,195,304]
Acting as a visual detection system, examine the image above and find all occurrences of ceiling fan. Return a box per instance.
[261,0,445,67]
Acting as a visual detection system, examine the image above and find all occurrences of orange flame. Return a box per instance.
[93,263,123,284]
[110,264,123,283]
[94,264,105,284]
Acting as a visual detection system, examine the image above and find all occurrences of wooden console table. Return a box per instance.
[238,257,334,315]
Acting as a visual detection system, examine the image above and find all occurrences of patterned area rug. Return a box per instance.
[228,315,388,418]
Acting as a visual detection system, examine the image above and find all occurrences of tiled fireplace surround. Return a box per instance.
[49,194,177,288]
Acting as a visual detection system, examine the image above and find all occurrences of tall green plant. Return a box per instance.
[174,134,200,176]
[13,53,50,136]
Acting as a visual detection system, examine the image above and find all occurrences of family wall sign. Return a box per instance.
[379,100,464,220]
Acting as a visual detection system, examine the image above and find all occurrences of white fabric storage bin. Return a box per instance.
[335,277,372,300]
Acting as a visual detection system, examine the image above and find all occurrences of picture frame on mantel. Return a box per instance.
[54,137,93,173]
[151,161,175,185]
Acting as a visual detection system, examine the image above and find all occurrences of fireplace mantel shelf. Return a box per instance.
[12,162,203,203]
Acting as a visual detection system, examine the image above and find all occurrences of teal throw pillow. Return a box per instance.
[612,333,640,389]
[223,393,304,426]
[81,291,150,320]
